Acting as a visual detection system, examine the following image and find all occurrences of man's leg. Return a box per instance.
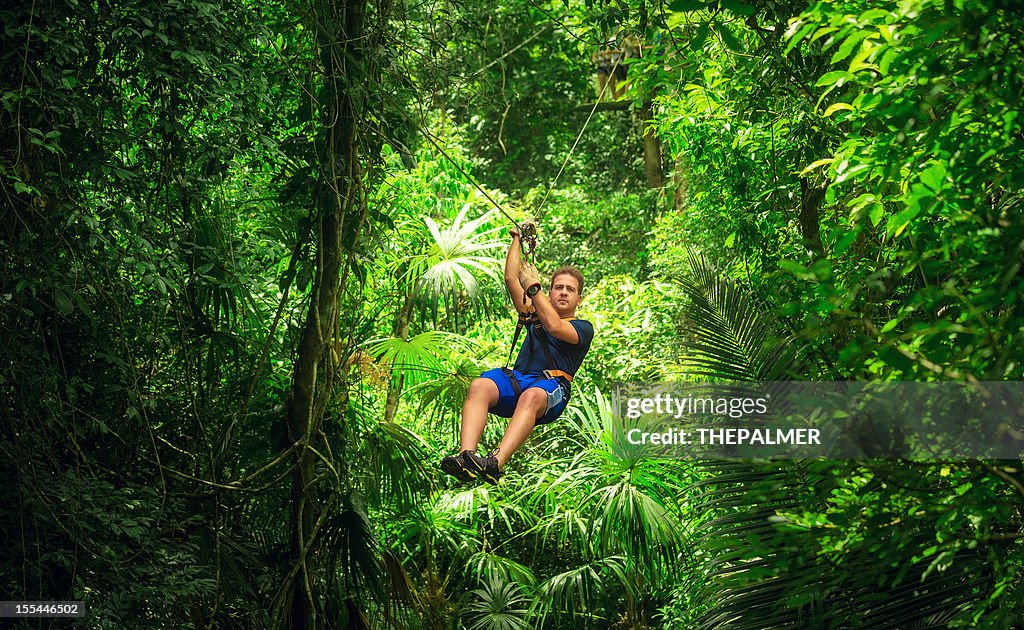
[443,376,502,482]
[494,387,548,468]
[460,377,500,453]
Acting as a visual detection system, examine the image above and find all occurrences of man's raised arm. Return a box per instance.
[504,232,529,313]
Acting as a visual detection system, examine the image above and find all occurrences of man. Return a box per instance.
[440,225,595,484]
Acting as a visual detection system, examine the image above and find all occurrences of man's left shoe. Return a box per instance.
[463,449,502,485]
[440,450,476,483]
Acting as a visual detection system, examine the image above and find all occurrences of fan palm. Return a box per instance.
[513,390,693,628]
[462,576,534,630]
[363,331,469,389]
[405,356,483,438]
[403,203,506,325]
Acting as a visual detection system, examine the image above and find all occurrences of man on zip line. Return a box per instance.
[441,223,595,484]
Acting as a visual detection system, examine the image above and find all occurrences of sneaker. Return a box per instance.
[463,449,502,485]
[440,450,475,483]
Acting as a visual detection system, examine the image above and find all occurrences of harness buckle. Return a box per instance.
[543,369,573,383]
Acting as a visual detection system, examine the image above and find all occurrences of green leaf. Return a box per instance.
[823,102,854,117]
[868,203,884,227]
[834,230,858,255]
[918,162,947,192]
[830,30,868,65]
[810,26,837,43]
[815,70,856,88]
[717,24,743,52]
[668,0,706,11]
[886,203,922,238]
[53,287,74,316]
[691,22,709,51]
[799,157,834,176]
[784,21,816,55]
[976,148,997,166]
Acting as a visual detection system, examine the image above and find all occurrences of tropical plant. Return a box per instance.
[462,576,534,630]
[668,254,1020,628]
[513,389,694,628]
[407,204,507,322]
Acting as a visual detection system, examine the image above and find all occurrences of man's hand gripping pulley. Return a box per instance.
[510,220,541,304]
[512,220,538,259]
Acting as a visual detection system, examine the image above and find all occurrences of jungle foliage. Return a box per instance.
[1,0,1022,627]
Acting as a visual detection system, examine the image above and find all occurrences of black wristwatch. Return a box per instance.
[526,284,541,297]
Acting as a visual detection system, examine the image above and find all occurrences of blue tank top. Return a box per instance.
[513,319,595,377]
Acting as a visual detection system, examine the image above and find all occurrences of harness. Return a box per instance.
[495,221,578,395]
[503,308,576,396]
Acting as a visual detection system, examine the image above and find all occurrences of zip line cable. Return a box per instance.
[534,53,620,216]
[419,129,522,230]
[415,52,622,243]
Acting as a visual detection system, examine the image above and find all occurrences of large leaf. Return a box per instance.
[404,204,506,324]
[363,331,468,388]
[463,576,534,630]
[676,251,799,381]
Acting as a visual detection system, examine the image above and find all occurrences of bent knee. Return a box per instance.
[468,377,499,401]
[519,387,549,407]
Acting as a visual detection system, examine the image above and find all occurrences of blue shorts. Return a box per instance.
[480,368,570,425]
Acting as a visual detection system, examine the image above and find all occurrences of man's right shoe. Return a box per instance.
[463,449,502,485]
[440,450,476,483]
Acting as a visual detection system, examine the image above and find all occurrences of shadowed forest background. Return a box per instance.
[2,0,1023,627]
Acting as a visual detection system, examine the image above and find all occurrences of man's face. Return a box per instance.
[549,273,582,316]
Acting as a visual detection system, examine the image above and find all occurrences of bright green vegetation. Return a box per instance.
[2,0,1022,627]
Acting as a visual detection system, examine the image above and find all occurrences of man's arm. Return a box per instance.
[504,233,530,314]
[529,288,580,344]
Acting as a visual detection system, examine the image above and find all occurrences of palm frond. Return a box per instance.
[403,205,506,324]
[589,481,684,578]
[322,491,385,601]
[434,484,540,550]
[362,420,432,511]
[392,496,482,563]
[675,251,798,381]
[462,576,534,630]
[406,356,482,438]
[465,552,537,588]
[363,331,468,388]
[531,556,630,628]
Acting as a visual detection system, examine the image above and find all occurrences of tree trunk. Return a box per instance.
[799,177,825,256]
[279,0,369,626]
[640,100,664,189]
[383,292,412,423]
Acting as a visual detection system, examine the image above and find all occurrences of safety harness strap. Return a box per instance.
[500,368,523,398]
[543,369,574,382]
[505,308,577,382]
[504,310,538,369]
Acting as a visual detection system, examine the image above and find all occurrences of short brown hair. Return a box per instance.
[550,266,584,295]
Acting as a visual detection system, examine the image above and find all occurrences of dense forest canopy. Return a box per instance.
[2,0,1022,627]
